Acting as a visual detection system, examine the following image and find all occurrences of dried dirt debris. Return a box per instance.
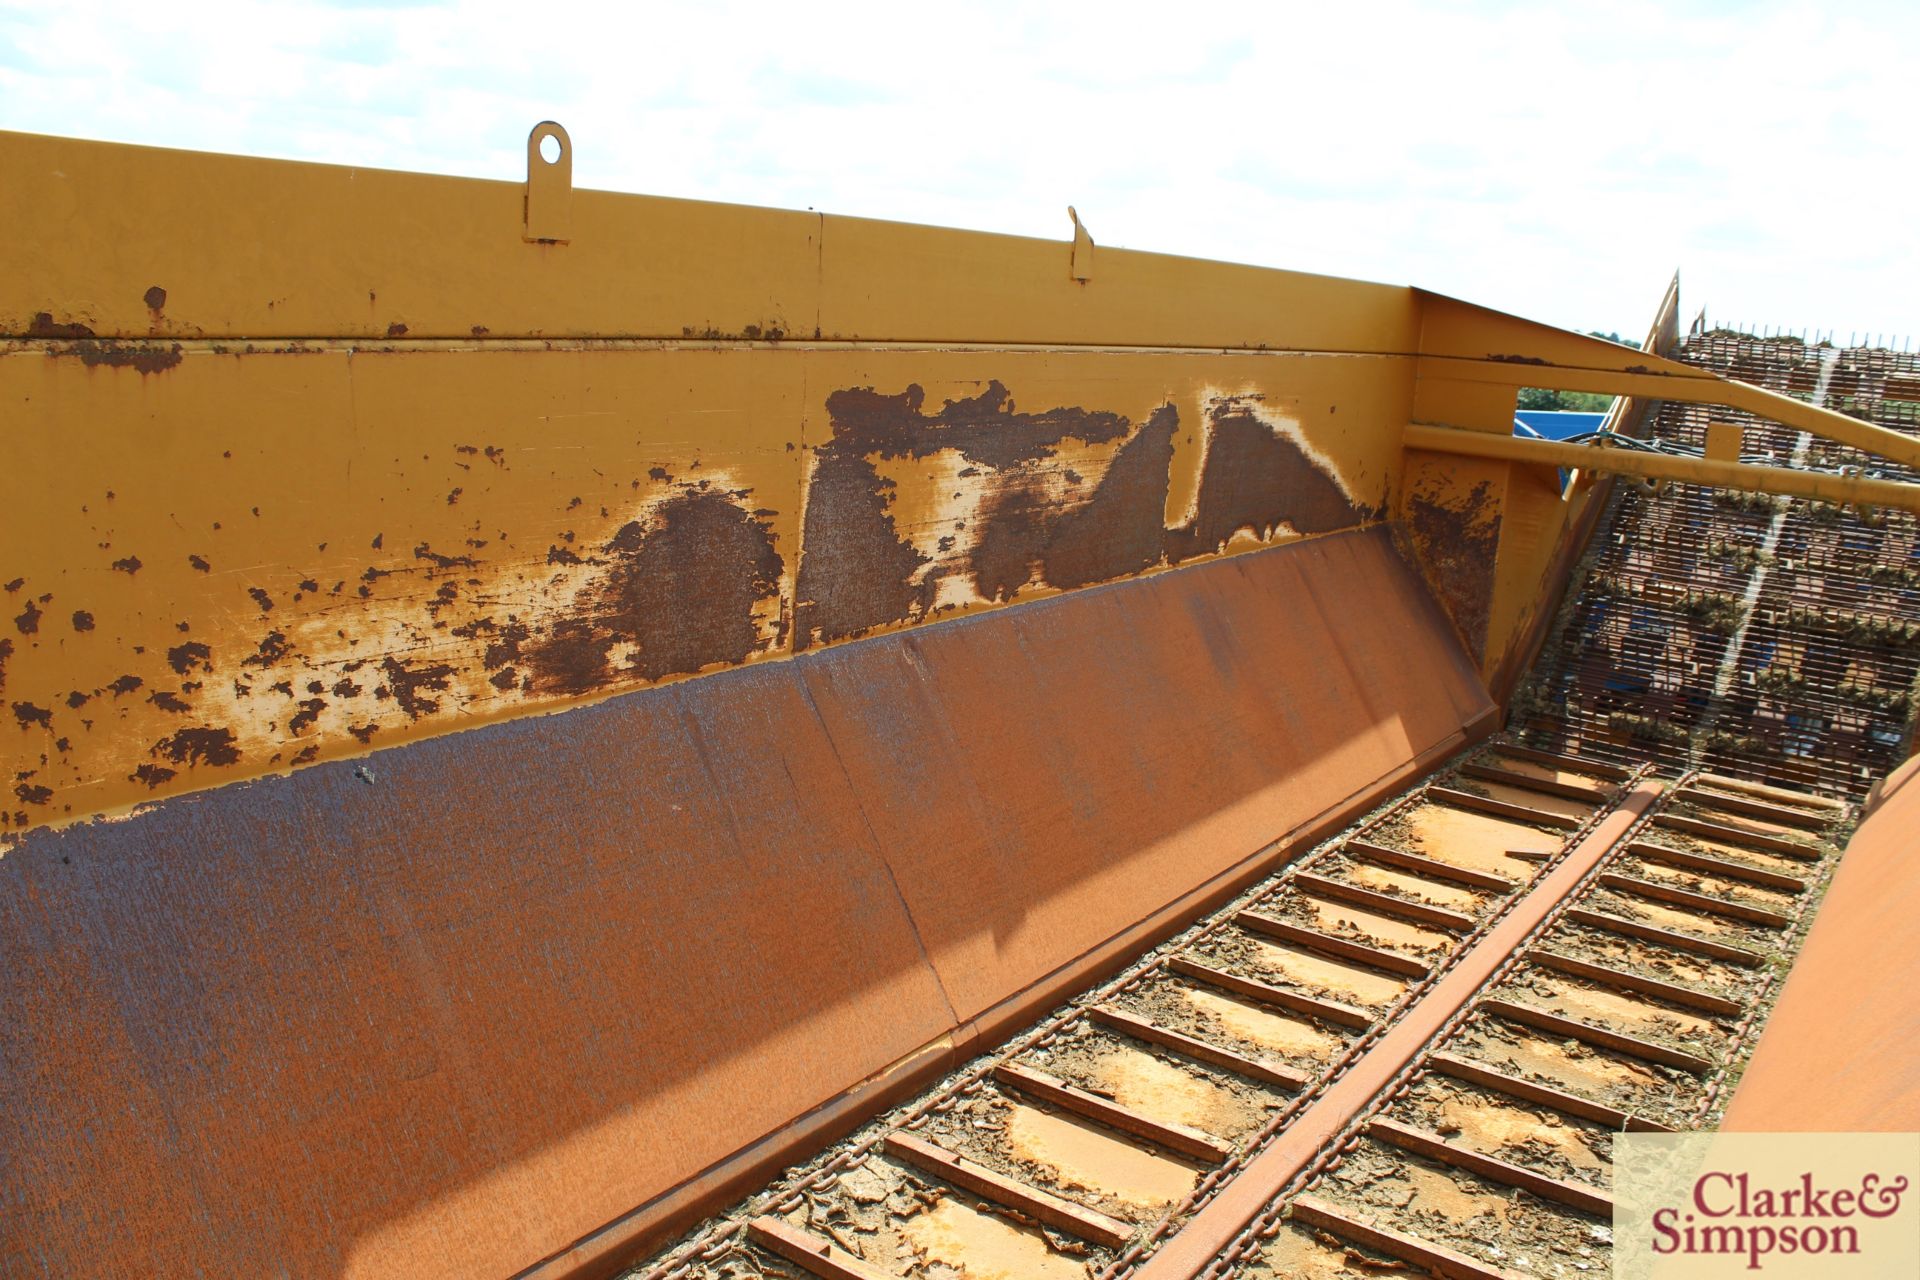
[1312,1140,1611,1278]
[1447,1016,1705,1131]
[1385,1076,1613,1189]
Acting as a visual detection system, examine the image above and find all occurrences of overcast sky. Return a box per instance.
[3,1,1914,342]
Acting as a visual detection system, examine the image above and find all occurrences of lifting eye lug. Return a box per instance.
[524,121,573,244]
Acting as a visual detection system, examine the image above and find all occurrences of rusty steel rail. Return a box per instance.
[1405,423,1920,513]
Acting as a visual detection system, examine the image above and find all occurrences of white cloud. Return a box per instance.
[2,0,1915,340]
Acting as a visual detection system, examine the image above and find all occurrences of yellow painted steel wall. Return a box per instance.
[0,127,1730,835]
[2,340,1413,829]
[3,129,1466,832]
[0,130,1423,348]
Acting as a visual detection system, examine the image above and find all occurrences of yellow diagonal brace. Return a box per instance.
[1418,358,1920,471]
[1414,291,1920,470]
[1403,423,1920,514]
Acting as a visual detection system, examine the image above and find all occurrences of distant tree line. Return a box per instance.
[1517,332,1631,412]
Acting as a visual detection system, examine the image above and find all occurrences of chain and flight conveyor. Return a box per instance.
[1152,769,1846,1280]
[626,745,1849,1280]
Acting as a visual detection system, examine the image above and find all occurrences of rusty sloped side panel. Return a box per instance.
[1721,755,1920,1131]
[0,528,1491,1280]
[0,660,960,1280]
[807,528,1492,1022]
[0,346,1409,836]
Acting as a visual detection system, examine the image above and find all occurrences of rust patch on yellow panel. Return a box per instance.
[1169,395,1376,560]
[167,473,788,778]
[1400,454,1505,658]
[793,381,1158,647]
[25,312,98,340]
[1038,406,1180,590]
[522,487,784,693]
[2,345,1402,834]
[28,315,184,374]
[793,380,1374,650]
[0,345,811,833]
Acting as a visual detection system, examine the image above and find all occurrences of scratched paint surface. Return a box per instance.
[1,345,1411,832]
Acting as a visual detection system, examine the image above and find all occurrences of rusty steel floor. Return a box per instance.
[625,742,1851,1280]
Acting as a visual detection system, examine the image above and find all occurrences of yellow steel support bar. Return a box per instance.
[1417,355,1920,471]
[1414,293,1918,468]
[1403,285,1917,693]
[1403,423,1920,513]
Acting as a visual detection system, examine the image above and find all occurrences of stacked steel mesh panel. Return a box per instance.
[1513,332,1920,799]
